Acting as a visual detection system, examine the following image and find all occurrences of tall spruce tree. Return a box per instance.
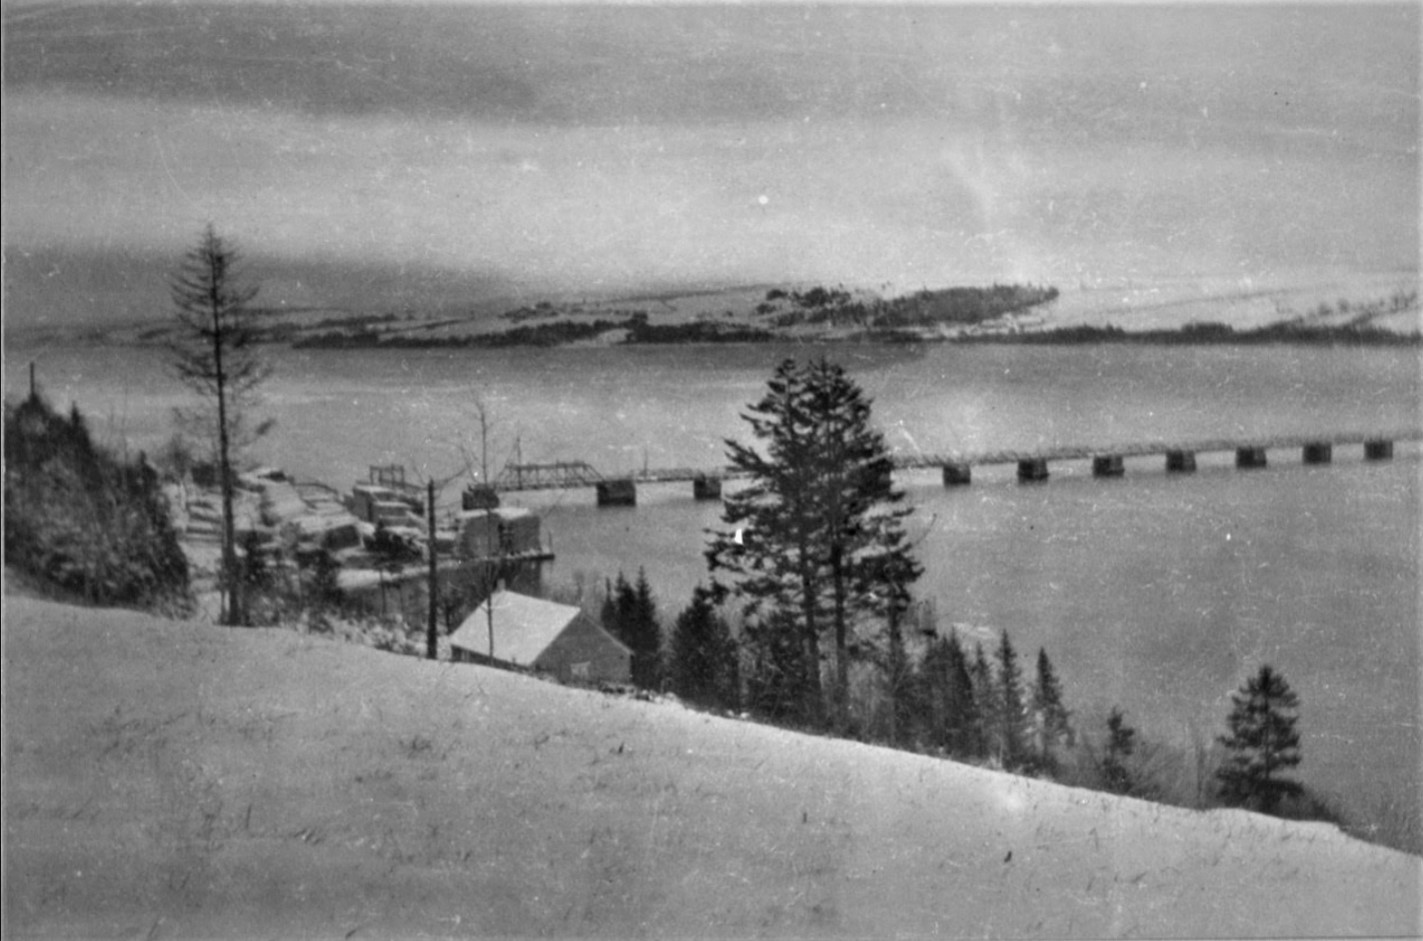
[992,631,1029,770]
[970,641,997,760]
[1215,664,1304,814]
[1031,648,1072,773]
[862,527,924,746]
[604,569,662,689]
[943,630,982,757]
[169,224,271,625]
[629,568,663,689]
[669,584,739,710]
[706,357,917,729]
[600,575,624,637]
[919,629,980,757]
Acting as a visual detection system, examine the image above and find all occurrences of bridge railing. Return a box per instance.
[486,429,1420,492]
[494,461,606,491]
[902,428,1422,469]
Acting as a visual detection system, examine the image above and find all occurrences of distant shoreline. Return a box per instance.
[9,279,1419,352]
[286,320,1422,351]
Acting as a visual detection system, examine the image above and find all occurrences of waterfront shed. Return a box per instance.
[449,590,630,684]
[350,484,400,524]
[457,507,542,559]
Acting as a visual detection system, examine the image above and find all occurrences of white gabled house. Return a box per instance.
[449,589,631,685]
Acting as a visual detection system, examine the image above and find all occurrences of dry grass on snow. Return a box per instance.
[4,594,1419,939]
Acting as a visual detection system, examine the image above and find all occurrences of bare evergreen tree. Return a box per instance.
[169,224,271,625]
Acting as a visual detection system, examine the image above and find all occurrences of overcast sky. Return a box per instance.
[3,2,1418,322]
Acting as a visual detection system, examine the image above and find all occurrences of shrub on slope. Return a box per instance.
[4,393,189,612]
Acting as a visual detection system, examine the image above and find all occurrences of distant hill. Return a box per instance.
[5,593,1418,938]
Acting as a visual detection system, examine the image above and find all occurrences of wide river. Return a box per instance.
[7,339,1420,822]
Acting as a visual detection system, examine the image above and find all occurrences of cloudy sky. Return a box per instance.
[3,2,1418,325]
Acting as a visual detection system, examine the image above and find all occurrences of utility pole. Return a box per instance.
[479,403,490,485]
[426,478,438,660]
[486,562,496,661]
[485,485,498,661]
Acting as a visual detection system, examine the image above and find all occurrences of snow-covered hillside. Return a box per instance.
[4,595,1418,938]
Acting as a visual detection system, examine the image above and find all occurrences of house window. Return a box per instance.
[570,661,591,679]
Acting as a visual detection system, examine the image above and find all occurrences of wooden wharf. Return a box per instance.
[487,429,1420,504]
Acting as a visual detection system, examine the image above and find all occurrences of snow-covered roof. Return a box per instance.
[448,590,581,667]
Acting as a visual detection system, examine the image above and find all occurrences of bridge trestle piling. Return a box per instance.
[1165,450,1197,473]
[596,479,637,507]
[1364,439,1394,461]
[1092,455,1125,478]
[1236,446,1268,469]
[692,475,723,500]
[1017,458,1049,483]
[942,463,972,487]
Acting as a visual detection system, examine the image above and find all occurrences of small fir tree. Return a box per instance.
[604,569,662,689]
[1100,707,1138,796]
[882,622,916,746]
[604,572,636,645]
[311,549,345,605]
[239,529,279,624]
[1031,648,1072,773]
[743,608,810,725]
[301,549,344,634]
[917,633,952,749]
[633,569,661,680]
[1215,664,1304,814]
[669,584,739,710]
[600,576,621,636]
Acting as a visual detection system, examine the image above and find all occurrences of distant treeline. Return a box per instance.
[292,318,637,349]
[958,321,1421,346]
[291,314,776,349]
[872,284,1060,327]
[755,282,1060,330]
[624,321,773,344]
[286,288,1417,350]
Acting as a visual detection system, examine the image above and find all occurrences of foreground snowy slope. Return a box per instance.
[4,595,1418,939]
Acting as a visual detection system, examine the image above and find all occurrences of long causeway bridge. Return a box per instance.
[483,429,1420,506]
